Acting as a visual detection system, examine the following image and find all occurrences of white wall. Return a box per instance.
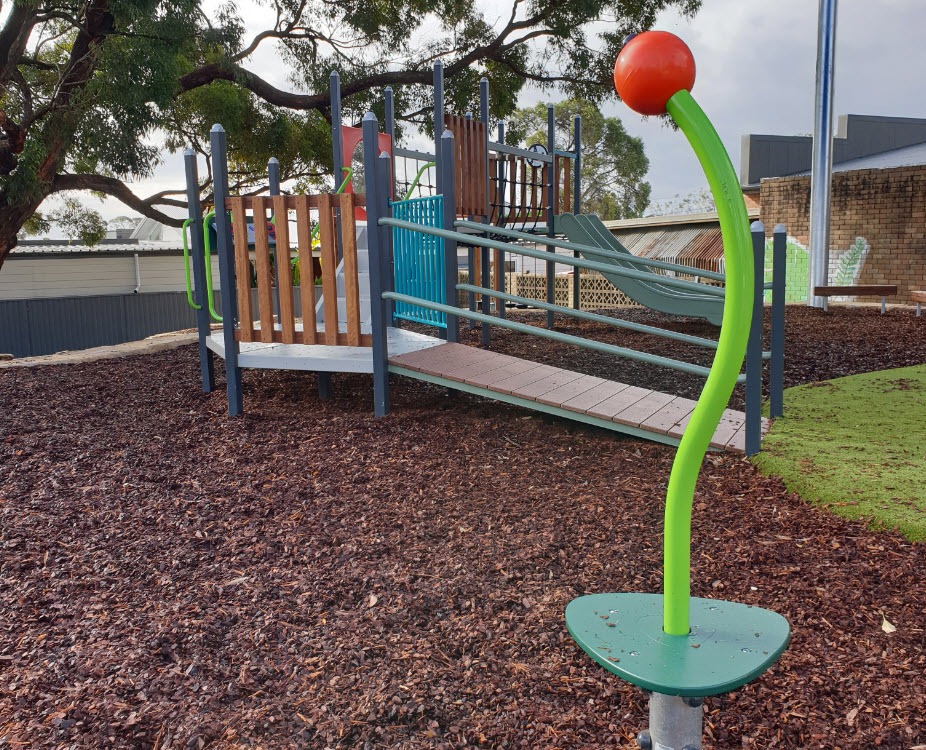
[0,254,222,301]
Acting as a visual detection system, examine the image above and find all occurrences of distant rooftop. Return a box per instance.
[740,114,926,187]
[12,238,183,256]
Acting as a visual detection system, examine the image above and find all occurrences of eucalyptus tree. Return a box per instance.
[0,0,699,266]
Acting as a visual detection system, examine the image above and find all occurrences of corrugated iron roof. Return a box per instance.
[11,240,183,256]
[610,223,726,275]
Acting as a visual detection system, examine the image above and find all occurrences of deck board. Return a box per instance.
[388,342,762,454]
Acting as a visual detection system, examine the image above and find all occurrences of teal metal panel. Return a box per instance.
[391,195,447,328]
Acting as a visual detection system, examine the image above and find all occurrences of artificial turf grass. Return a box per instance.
[753,364,926,542]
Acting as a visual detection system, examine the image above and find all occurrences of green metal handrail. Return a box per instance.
[181,218,201,310]
[455,218,728,283]
[456,283,720,350]
[402,161,436,199]
[383,291,749,382]
[379,217,726,298]
[201,210,222,322]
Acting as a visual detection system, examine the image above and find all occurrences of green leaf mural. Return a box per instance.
[834,237,870,288]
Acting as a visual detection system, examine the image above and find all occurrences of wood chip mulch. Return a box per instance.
[1,306,924,749]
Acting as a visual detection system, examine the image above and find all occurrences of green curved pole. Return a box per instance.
[201,209,222,322]
[662,89,754,636]
[181,218,201,310]
[402,161,436,200]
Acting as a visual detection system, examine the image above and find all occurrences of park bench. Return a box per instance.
[911,289,926,317]
[813,285,898,314]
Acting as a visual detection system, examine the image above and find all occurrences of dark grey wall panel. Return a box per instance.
[0,287,318,358]
[0,299,33,356]
[1,292,196,358]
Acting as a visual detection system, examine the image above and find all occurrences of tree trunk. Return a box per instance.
[0,192,47,270]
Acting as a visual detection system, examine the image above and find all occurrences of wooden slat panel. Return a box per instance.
[563,156,572,213]
[465,358,539,387]
[251,196,275,343]
[339,193,362,346]
[294,195,317,345]
[587,385,650,420]
[536,375,607,407]
[515,369,585,401]
[235,330,372,347]
[552,156,560,219]
[561,380,629,413]
[227,194,367,211]
[229,199,254,342]
[612,391,676,428]
[490,364,560,395]
[539,163,549,222]
[641,397,697,434]
[508,155,517,223]
[316,193,339,345]
[272,195,296,344]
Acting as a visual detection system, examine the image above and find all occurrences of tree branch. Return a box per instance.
[53,173,185,227]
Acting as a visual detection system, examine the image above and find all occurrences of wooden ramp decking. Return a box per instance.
[389,343,766,453]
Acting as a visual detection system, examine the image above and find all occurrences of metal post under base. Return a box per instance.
[637,693,703,750]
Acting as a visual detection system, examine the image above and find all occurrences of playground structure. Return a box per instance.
[183,61,786,458]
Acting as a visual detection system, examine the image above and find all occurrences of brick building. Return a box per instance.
[742,116,926,304]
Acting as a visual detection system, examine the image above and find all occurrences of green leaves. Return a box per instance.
[507,98,650,219]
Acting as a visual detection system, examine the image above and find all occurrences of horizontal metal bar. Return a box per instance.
[456,219,728,283]
[457,283,720,350]
[380,217,726,297]
[488,142,554,163]
[394,147,435,162]
[552,149,578,159]
[763,282,774,290]
[383,291,718,378]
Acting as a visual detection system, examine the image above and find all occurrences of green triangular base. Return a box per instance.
[565,593,790,696]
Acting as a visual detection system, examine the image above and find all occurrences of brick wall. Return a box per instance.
[759,165,926,303]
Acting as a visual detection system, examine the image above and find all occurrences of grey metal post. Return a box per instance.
[209,124,243,416]
[440,129,460,343]
[462,112,476,328]
[572,113,582,310]
[637,694,703,750]
[770,224,787,419]
[496,120,507,320]
[433,61,444,190]
[546,104,556,329]
[384,86,395,142]
[330,71,343,187]
[183,149,215,393]
[363,112,391,417]
[268,157,280,195]
[808,0,838,308]
[480,77,492,346]
[745,221,766,456]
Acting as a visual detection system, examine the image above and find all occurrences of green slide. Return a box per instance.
[557,212,725,326]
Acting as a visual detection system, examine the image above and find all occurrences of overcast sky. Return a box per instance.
[86,0,926,222]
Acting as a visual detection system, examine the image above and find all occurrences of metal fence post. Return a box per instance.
[209,124,243,416]
[770,224,787,418]
[183,149,216,393]
[440,129,460,343]
[745,221,766,455]
[363,111,391,417]
[546,104,556,329]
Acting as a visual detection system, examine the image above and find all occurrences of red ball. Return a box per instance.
[613,31,696,116]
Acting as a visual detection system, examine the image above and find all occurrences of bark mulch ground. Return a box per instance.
[0,305,924,749]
